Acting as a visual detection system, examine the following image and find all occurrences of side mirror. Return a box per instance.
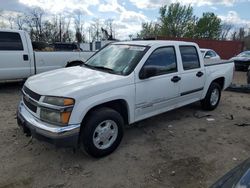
[139,66,158,79]
[205,54,212,59]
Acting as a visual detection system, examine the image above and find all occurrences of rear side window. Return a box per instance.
[142,47,177,76]
[0,32,24,51]
[180,46,200,70]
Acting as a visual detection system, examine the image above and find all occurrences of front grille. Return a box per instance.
[22,86,40,113]
[23,86,41,101]
[23,95,37,113]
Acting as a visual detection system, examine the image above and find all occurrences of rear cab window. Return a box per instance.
[179,46,200,70]
[0,32,24,51]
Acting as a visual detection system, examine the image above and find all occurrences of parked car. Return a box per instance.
[0,29,94,81]
[231,51,250,71]
[211,158,250,188]
[200,48,221,64]
[17,40,234,157]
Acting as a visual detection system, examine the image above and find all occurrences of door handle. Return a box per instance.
[196,71,204,77]
[171,76,181,83]
[23,54,29,61]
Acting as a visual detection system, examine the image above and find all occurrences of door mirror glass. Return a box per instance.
[205,54,212,59]
[139,66,158,79]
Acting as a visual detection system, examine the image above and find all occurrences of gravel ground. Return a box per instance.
[232,71,248,85]
[0,82,249,188]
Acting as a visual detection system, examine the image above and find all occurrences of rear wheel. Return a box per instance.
[80,108,124,158]
[201,82,221,111]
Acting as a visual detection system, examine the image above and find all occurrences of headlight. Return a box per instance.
[40,108,71,125]
[40,96,75,125]
[43,96,74,106]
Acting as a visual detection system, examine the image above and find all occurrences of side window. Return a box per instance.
[211,51,217,57]
[180,46,200,70]
[205,51,215,57]
[0,32,24,51]
[142,47,177,76]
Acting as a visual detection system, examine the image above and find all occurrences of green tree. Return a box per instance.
[159,3,196,37]
[137,22,160,38]
[195,12,221,39]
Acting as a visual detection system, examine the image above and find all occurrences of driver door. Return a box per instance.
[135,46,181,121]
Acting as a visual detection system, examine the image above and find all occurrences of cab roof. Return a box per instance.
[114,40,197,47]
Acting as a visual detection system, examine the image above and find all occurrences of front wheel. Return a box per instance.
[201,82,221,111]
[80,108,124,158]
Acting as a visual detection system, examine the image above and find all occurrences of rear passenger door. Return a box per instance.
[178,46,205,103]
[0,31,31,80]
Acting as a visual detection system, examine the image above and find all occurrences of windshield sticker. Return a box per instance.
[118,45,130,49]
[129,46,146,51]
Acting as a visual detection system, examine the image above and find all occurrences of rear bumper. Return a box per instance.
[17,101,80,148]
[234,61,250,70]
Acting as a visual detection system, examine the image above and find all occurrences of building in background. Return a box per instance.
[144,36,244,60]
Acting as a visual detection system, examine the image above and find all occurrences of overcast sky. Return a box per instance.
[0,0,250,39]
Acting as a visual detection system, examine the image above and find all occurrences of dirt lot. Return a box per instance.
[232,71,248,85]
[0,78,249,188]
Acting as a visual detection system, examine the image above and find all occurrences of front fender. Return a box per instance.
[68,85,135,125]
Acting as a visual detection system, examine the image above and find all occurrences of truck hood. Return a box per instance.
[25,66,130,97]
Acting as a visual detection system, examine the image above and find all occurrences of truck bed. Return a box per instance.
[204,60,234,67]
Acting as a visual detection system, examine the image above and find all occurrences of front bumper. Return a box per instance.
[17,101,80,148]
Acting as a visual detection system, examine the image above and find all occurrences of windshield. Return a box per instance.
[237,51,250,57]
[84,44,148,75]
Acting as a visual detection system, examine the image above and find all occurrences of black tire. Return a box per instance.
[247,70,250,84]
[201,82,221,111]
[80,107,124,158]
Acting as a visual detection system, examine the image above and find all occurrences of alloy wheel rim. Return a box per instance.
[210,88,219,106]
[93,120,118,150]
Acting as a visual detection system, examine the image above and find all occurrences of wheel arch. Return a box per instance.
[82,99,129,125]
[211,77,225,89]
[77,99,130,146]
[202,76,225,99]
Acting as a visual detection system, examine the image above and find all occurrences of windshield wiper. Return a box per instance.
[83,64,117,74]
[82,63,93,68]
[91,66,116,73]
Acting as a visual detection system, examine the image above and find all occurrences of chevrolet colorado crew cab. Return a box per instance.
[17,40,234,157]
[0,29,94,81]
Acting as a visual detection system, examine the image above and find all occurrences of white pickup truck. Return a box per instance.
[17,40,234,157]
[0,29,94,81]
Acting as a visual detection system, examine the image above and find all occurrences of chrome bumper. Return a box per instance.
[17,101,81,147]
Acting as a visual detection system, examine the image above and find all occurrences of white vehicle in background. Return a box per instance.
[230,51,250,71]
[0,29,94,81]
[17,40,234,157]
[201,48,221,64]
